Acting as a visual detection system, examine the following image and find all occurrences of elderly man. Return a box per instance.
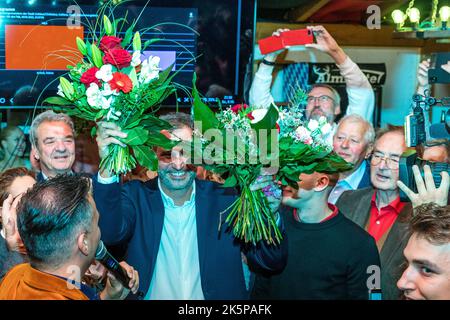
[29,110,76,181]
[92,112,287,300]
[0,175,139,300]
[252,170,380,299]
[337,125,411,300]
[328,114,375,204]
[250,26,374,144]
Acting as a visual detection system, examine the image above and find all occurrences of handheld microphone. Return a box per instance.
[95,240,143,298]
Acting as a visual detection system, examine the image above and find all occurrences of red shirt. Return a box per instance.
[293,204,339,223]
[367,192,405,242]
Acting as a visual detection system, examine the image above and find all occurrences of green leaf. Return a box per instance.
[103,15,114,36]
[192,73,219,133]
[76,37,86,55]
[43,96,72,106]
[122,66,138,88]
[223,175,237,188]
[132,31,141,51]
[143,38,161,50]
[145,132,177,150]
[132,145,158,171]
[122,127,149,146]
[59,77,74,98]
[91,126,97,138]
[121,26,134,48]
[250,104,279,131]
[91,43,103,68]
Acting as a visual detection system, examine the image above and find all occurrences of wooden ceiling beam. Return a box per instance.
[287,0,331,22]
[256,22,449,52]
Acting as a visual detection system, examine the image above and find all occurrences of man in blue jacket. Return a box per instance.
[93,112,287,300]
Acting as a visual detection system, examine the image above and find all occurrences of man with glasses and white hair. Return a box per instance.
[249,25,375,144]
[336,125,412,300]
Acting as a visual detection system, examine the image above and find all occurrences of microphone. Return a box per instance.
[95,240,143,298]
[429,123,450,139]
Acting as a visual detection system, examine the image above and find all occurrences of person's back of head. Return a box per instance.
[17,174,99,273]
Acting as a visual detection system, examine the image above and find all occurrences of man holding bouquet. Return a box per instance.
[92,112,287,300]
[252,171,380,300]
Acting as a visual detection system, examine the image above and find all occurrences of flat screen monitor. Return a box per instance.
[0,0,256,110]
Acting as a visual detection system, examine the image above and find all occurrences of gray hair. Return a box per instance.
[159,112,193,130]
[309,84,341,107]
[335,114,375,146]
[29,110,74,148]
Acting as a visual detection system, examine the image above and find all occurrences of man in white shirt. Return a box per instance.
[92,112,287,300]
[249,25,375,144]
[328,114,375,204]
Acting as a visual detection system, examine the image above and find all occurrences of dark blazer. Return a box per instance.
[336,187,412,300]
[356,161,371,189]
[92,177,287,300]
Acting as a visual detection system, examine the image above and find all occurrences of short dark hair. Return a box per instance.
[159,112,193,130]
[410,203,450,245]
[17,174,93,269]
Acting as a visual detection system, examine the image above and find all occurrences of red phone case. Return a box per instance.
[258,36,284,55]
[258,29,314,55]
[281,29,313,46]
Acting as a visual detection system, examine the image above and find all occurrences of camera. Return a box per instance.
[401,92,450,202]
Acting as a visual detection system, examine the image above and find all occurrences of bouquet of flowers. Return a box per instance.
[276,105,353,188]
[191,77,282,245]
[44,13,180,174]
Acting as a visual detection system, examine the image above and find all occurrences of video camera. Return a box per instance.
[401,92,450,202]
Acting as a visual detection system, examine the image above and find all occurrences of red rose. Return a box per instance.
[103,48,132,69]
[231,103,254,120]
[99,36,122,51]
[80,67,100,88]
[109,72,133,93]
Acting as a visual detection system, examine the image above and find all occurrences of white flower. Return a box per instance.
[95,64,113,82]
[131,51,141,67]
[86,83,112,109]
[106,108,122,121]
[101,82,119,96]
[250,108,268,124]
[57,84,65,97]
[317,116,328,126]
[139,56,160,84]
[307,119,319,131]
[321,123,332,136]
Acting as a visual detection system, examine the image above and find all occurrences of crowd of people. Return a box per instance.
[0,26,449,300]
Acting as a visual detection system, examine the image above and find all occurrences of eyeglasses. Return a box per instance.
[371,152,400,169]
[306,95,334,105]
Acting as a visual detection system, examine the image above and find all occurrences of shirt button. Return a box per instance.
[376,221,380,225]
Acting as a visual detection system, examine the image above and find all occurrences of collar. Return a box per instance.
[371,191,404,214]
[158,179,196,209]
[293,203,339,223]
[40,170,74,181]
[339,160,367,190]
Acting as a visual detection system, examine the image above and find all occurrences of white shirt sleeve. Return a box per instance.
[96,172,119,184]
[249,63,275,109]
[337,56,375,123]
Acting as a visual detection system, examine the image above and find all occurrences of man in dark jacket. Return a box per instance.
[93,112,287,300]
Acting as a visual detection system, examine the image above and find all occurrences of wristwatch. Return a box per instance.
[261,58,276,66]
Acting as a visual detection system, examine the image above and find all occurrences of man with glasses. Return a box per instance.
[336,125,412,300]
[249,25,374,144]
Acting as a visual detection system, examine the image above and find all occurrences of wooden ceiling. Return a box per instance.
[257,0,437,24]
